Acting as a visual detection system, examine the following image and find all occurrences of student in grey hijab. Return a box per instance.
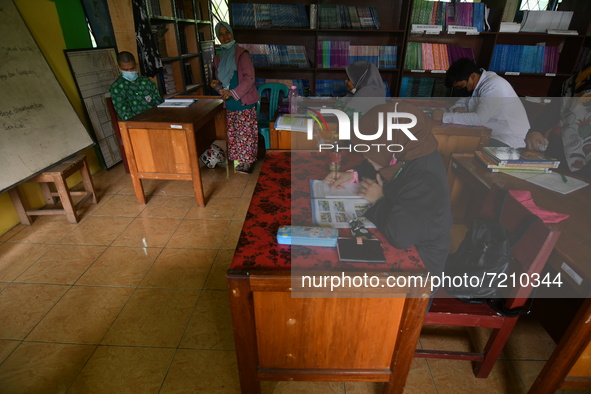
[342,61,387,116]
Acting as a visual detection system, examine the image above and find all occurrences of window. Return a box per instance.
[209,0,229,43]
[519,0,562,11]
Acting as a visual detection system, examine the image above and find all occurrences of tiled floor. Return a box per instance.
[0,158,577,394]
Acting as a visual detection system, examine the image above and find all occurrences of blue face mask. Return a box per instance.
[220,40,236,50]
[121,70,139,82]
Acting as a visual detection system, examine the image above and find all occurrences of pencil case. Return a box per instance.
[276,225,338,247]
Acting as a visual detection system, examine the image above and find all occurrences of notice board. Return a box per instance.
[0,0,94,193]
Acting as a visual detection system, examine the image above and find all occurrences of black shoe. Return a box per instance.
[235,163,252,174]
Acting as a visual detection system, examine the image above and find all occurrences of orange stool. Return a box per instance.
[8,155,98,224]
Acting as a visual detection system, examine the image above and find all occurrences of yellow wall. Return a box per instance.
[0,0,101,236]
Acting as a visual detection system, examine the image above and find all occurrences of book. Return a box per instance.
[310,179,375,229]
[275,115,313,132]
[482,147,560,168]
[276,225,338,247]
[336,237,386,263]
[508,172,589,195]
[157,98,196,108]
[475,150,554,171]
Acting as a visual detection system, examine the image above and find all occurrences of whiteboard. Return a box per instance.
[65,48,122,169]
[0,0,94,193]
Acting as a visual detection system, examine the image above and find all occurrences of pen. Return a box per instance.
[561,174,569,184]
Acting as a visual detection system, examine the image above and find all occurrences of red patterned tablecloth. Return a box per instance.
[230,151,424,272]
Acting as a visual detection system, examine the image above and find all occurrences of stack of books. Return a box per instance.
[404,42,475,71]
[410,0,488,32]
[316,41,397,69]
[490,44,560,74]
[475,147,560,174]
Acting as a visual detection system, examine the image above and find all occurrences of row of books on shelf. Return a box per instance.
[520,10,573,33]
[411,0,488,32]
[253,78,391,98]
[239,44,309,68]
[316,41,397,69]
[404,42,475,71]
[161,64,177,95]
[315,5,380,30]
[489,45,560,74]
[231,3,380,30]
[231,3,309,28]
[400,77,449,98]
[475,147,560,174]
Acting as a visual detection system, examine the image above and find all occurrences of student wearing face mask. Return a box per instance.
[432,58,530,148]
[109,51,163,121]
[211,21,260,174]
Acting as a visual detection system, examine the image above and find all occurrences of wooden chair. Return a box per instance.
[415,184,561,378]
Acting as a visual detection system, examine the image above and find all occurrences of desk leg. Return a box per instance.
[227,274,261,394]
[8,187,32,225]
[192,165,206,207]
[130,174,146,205]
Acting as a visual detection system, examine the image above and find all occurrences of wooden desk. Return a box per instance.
[269,121,490,170]
[118,98,224,206]
[448,153,591,392]
[228,151,431,393]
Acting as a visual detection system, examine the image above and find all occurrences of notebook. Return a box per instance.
[336,238,387,264]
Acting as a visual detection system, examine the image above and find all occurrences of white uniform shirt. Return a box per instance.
[442,70,530,147]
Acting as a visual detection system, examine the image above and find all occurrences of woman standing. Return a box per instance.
[211,21,260,174]
[342,61,386,116]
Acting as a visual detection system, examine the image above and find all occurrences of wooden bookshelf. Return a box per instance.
[227,0,591,98]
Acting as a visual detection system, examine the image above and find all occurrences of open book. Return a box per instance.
[309,180,375,229]
[157,98,196,108]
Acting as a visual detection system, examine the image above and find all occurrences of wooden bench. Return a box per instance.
[8,155,98,224]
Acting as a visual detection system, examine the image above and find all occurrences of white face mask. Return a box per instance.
[220,40,236,50]
[350,88,357,94]
[121,70,138,82]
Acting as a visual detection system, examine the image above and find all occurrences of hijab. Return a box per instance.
[342,61,386,115]
[353,101,438,181]
[215,21,237,89]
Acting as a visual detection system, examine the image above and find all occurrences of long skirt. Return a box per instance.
[226,107,258,164]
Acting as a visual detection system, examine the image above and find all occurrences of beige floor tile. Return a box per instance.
[59,216,133,246]
[419,325,475,353]
[502,317,556,361]
[90,194,146,217]
[116,178,170,196]
[0,281,8,293]
[158,180,197,196]
[160,349,240,394]
[180,290,234,350]
[67,345,175,394]
[139,248,217,289]
[220,220,244,250]
[0,224,25,242]
[111,217,181,247]
[26,286,133,344]
[101,288,198,347]
[6,216,77,244]
[0,243,53,281]
[204,250,234,290]
[16,245,106,285]
[510,360,546,391]
[0,283,69,339]
[261,381,345,394]
[402,358,438,393]
[185,197,241,219]
[233,197,252,221]
[0,342,96,394]
[0,340,19,364]
[90,165,128,195]
[428,358,525,394]
[343,382,383,394]
[139,195,195,218]
[76,246,161,287]
[166,219,230,249]
[206,177,249,198]
[75,192,113,217]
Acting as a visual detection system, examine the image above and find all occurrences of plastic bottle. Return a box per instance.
[288,85,299,114]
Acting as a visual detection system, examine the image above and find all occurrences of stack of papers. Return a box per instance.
[157,98,196,108]
[508,172,589,194]
[275,114,312,132]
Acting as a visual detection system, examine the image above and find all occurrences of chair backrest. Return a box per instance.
[478,184,561,305]
[256,83,289,121]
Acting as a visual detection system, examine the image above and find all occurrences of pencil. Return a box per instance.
[561,174,569,184]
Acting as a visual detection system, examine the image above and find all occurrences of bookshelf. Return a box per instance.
[226,0,591,98]
[146,0,213,97]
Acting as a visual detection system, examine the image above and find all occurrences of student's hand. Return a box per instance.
[358,176,384,204]
[431,109,444,121]
[525,131,548,151]
[211,80,221,89]
[323,171,354,189]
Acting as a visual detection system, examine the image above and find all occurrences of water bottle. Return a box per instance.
[288,85,299,114]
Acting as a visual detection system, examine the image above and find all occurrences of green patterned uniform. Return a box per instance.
[109,75,163,120]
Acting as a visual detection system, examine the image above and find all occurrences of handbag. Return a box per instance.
[444,189,540,316]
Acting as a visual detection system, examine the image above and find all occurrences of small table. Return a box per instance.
[117,98,224,206]
[228,151,430,393]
